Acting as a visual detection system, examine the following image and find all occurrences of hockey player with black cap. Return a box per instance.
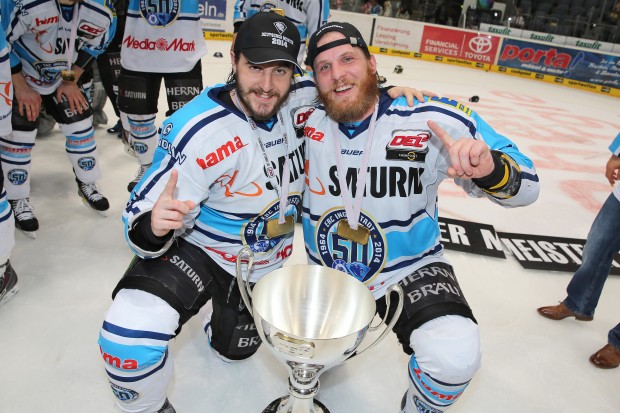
[98,11,315,413]
[302,21,540,413]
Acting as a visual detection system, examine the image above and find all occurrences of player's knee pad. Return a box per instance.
[41,93,93,124]
[163,71,203,116]
[113,239,214,326]
[10,100,38,132]
[208,300,261,361]
[118,73,158,114]
[99,289,178,410]
[404,316,480,413]
[410,315,481,384]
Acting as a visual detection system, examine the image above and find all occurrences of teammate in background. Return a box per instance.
[98,0,128,138]
[0,0,116,237]
[98,12,429,412]
[0,14,18,307]
[302,22,540,413]
[233,0,330,68]
[537,132,620,369]
[119,0,206,192]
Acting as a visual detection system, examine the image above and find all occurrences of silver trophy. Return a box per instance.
[236,247,403,413]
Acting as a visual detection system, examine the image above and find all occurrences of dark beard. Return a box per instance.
[234,85,291,122]
[318,66,379,123]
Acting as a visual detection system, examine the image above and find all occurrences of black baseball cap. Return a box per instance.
[306,22,370,69]
[234,12,302,73]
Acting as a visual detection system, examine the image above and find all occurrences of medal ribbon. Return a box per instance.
[232,91,291,224]
[65,3,80,72]
[330,102,379,230]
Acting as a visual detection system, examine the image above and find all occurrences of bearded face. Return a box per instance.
[317,60,379,123]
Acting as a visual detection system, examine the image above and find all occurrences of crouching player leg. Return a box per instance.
[98,239,261,412]
[378,262,481,413]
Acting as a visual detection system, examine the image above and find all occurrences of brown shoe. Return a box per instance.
[589,344,620,369]
[536,302,593,321]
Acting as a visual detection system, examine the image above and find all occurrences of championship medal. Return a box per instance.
[337,220,370,245]
[267,215,295,238]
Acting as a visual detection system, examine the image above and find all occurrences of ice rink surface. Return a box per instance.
[1,39,619,413]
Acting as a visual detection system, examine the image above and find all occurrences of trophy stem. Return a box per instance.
[262,395,330,413]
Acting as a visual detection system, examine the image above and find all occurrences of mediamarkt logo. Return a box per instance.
[123,35,196,51]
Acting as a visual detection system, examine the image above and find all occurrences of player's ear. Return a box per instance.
[369,55,377,75]
[230,50,237,73]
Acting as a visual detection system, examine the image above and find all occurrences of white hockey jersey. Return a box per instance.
[0,17,12,136]
[123,76,318,281]
[233,0,330,65]
[121,0,207,73]
[1,0,116,94]
[302,94,540,298]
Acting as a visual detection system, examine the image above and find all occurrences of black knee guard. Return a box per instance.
[11,99,38,131]
[112,238,215,326]
[209,295,262,361]
[163,62,203,116]
[118,72,159,114]
[376,262,477,355]
[41,93,93,124]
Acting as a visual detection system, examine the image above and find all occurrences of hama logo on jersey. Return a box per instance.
[7,169,27,185]
[140,0,180,27]
[110,383,139,402]
[291,105,315,138]
[35,16,58,26]
[304,126,325,142]
[315,208,386,284]
[196,136,247,169]
[243,195,301,252]
[386,130,430,162]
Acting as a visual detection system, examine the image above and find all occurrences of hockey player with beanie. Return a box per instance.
[303,22,540,413]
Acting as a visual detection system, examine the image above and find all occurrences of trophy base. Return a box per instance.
[262,396,330,413]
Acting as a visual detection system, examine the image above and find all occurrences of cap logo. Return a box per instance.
[274,21,287,35]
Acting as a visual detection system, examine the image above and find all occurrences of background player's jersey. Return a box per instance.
[302,93,540,298]
[121,0,206,73]
[123,76,317,281]
[234,0,329,65]
[0,14,12,136]
[1,0,116,94]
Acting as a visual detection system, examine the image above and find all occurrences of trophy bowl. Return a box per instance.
[236,247,403,413]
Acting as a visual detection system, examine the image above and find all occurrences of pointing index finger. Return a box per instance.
[427,120,455,149]
[162,169,178,199]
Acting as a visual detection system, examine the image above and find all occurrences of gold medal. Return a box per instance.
[337,220,370,245]
[266,215,295,238]
[271,8,285,16]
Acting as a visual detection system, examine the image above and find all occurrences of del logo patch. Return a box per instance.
[386,130,430,162]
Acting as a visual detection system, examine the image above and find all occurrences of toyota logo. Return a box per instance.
[469,36,493,54]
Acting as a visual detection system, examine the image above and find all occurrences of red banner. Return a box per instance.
[420,26,500,64]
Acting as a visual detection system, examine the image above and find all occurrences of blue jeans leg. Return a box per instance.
[609,323,620,349]
[564,194,620,318]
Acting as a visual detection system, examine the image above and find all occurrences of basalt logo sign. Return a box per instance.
[420,26,500,63]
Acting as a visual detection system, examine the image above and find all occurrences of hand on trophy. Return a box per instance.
[151,169,196,237]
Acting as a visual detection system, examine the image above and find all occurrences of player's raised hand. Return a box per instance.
[428,120,494,179]
[151,169,196,237]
